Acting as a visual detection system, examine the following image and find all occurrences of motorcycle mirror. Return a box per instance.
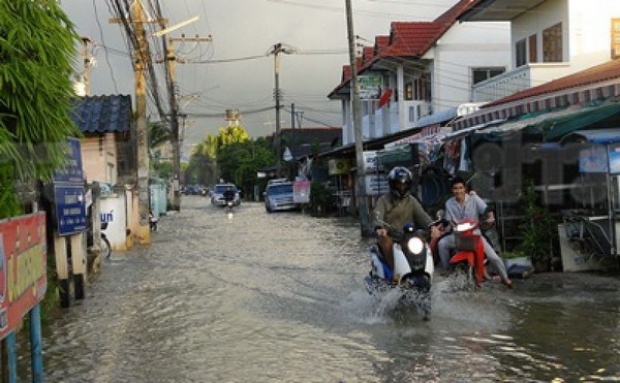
[435,209,444,220]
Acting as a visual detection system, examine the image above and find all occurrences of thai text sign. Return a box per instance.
[0,212,47,341]
[53,138,84,183]
[365,174,388,196]
[52,138,87,236]
[54,185,87,236]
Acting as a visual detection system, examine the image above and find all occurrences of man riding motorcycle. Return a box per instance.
[223,186,235,204]
[436,176,512,288]
[371,166,439,274]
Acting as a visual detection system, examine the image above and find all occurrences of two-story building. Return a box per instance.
[328,0,510,145]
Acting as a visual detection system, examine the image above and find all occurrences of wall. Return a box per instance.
[80,134,117,184]
[430,20,510,112]
[99,193,127,251]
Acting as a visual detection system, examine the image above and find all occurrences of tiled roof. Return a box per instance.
[70,95,132,133]
[329,0,476,98]
[483,59,620,108]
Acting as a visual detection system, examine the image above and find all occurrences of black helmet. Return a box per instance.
[388,166,413,199]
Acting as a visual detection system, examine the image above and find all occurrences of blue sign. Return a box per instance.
[53,138,84,183]
[51,138,87,236]
[54,185,87,236]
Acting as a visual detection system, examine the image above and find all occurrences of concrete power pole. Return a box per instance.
[345,0,370,236]
[110,1,159,244]
[268,43,294,178]
[162,35,211,211]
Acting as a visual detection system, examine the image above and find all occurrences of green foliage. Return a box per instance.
[152,161,173,180]
[0,1,80,217]
[518,180,558,266]
[217,138,275,187]
[309,181,333,215]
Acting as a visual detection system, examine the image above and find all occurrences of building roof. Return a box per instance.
[484,59,620,108]
[454,59,620,130]
[276,127,342,158]
[328,0,476,98]
[70,95,133,133]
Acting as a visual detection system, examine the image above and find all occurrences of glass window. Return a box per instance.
[543,22,563,62]
[515,39,527,67]
[528,34,538,63]
[472,67,506,85]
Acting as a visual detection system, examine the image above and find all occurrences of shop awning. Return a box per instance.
[477,101,620,141]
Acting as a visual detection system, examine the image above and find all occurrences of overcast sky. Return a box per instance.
[60,0,459,152]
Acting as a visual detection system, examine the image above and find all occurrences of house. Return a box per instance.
[460,0,620,103]
[328,0,510,145]
[70,95,139,251]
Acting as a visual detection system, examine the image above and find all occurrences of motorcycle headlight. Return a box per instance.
[406,237,424,255]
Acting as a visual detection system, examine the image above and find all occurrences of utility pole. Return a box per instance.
[345,0,370,236]
[110,1,163,244]
[268,43,294,177]
[79,36,94,96]
[160,34,211,211]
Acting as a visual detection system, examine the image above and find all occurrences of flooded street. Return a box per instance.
[30,196,620,382]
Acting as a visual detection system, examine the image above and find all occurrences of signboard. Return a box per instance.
[54,185,87,235]
[362,151,384,174]
[53,138,84,183]
[293,180,311,203]
[52,138,87,236]
[365,174,388,196]
[358,75,383,100]
[579,146,608,173]
[0,213,47,341]
[328,159,350,175]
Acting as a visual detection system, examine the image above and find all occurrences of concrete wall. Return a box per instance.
[80,134,117,184]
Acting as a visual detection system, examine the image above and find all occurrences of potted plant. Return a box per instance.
[518,181,558,272]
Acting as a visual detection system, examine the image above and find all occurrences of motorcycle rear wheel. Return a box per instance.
[101,237,112,259]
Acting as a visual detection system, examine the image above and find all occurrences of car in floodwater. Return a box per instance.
[264,181,298,213]
[211,184,241,206]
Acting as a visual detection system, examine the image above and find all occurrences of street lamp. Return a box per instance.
[268,42,296,177]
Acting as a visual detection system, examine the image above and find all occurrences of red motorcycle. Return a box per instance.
[450,219,486,287]
[429,214,486,289]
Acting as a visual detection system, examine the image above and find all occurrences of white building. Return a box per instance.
[327,0,510,145]
[462,0,620,103]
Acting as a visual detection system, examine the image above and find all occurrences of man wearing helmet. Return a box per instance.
[371,166,437,272]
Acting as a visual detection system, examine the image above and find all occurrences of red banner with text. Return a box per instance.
[0,212,47,340]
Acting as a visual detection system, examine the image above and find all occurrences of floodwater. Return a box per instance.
[20,197,620,382]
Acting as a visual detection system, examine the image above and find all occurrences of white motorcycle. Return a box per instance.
[364,221,435,320]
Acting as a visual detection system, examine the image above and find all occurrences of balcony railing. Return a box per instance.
[472,63,572,103]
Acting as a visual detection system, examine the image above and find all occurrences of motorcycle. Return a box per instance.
[88,221,111,259]
[364,221,434,320]
[430,211,486,289]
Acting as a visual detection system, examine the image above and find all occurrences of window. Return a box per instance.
[528,34,538,63]
[405,83,413,100]
[515,39,527,67]
[413,73,431,101]
[612,18,620,60]
[543,22,563,62]
[472,67,506,85]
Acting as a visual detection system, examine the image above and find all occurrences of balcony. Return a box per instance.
[472,62,572,103]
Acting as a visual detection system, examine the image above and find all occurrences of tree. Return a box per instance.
[0,1,80,218]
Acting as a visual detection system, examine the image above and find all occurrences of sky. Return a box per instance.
[60,0,459,153]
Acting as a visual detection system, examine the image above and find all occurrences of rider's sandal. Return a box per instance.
[501,278,513,289]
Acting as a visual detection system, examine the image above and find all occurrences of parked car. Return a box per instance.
[211,184,241,206]
[264,181,298,213]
